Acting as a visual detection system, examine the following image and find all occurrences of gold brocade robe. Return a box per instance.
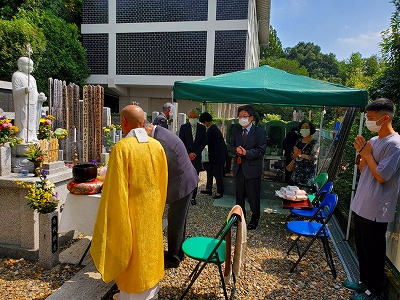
[90,136,168,294]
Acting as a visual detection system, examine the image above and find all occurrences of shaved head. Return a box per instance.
[120,105,146,135]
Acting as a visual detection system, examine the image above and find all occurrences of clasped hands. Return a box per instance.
[354,135,372,165]
[188,153,196,161]
[236,146,246,156]
[354,135,372,157]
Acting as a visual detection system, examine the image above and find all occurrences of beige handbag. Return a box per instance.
[286,159,296,172]
[286,140,312,172]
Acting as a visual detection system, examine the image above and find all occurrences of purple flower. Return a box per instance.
[91,160,97,165]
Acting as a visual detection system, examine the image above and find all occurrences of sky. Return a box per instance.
[270,0,395,61]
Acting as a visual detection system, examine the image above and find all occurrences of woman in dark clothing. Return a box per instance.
[291,120,320,187]
[282,127,301,184]
[199,112,228,199]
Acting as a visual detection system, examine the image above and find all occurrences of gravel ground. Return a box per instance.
[1,173,353,299]
[0,238,84,300]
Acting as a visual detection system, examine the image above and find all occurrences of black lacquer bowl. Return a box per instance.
[72,164,98,182]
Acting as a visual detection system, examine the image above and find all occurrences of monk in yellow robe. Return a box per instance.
[91,105,168,299]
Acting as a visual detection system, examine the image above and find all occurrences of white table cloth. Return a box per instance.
[59,192,101,236]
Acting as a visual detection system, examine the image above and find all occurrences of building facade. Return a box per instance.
[81,0,270,117]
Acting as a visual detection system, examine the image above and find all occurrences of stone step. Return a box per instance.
[49,218,168,300]
[46,261,115,300]
[47,237,115,300]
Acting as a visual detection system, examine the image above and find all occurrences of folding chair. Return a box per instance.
[308,172,328,202]
[284,193,338,278]
[179,206,245,300]
[286,181,333,221]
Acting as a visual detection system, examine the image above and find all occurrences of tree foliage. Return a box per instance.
[0,7,89,95]
[260,26,285,60]
[0,0,82,25]
[0,18,46,82]
[369,0,400,105]
[285,42,339,80]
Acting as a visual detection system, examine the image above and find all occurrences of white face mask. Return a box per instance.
[189,118,198,126]
[239,117,250,127]
[365,116,384,132]
[300,128,311,137]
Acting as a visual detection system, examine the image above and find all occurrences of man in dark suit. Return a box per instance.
[179,109,207,205]
[153,102,174,128]
[229,105,267,230]
[199,112,228,199]
[144,121,199,268]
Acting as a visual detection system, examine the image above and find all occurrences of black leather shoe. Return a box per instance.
[200,189,212,195]
[247,223,257,230]
[191,199,196,205]
[213,193,223,199]
[164,256,180,269]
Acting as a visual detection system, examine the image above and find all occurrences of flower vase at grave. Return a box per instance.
[38,210,59,269]
[33,161,43,176]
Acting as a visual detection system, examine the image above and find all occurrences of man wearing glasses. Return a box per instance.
[229,105,266,230]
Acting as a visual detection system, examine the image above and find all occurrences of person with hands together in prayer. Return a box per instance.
[343,98,400,300]
[229,105,266,230]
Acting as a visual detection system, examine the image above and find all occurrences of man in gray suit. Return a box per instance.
[153,102,174,129]
[144,121,199,268]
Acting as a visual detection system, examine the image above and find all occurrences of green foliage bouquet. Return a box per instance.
[26,144,46,162]
[16,169,59,214]
[0,116,23,147]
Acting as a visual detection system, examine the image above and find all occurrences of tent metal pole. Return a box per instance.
[345,111,365,240]
[222,103,227,138]
[317,107,326,173]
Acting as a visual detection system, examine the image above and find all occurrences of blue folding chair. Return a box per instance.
[288,181,334,220]
[285,193,338,278]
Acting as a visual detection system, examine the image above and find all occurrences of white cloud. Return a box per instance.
[337,31,382,48]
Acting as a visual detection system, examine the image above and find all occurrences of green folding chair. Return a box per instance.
[179,212,240,300]
[308,172,328,202]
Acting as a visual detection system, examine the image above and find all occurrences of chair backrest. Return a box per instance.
[216,213,239,240]
[311,193,338,223]
[313,172,328,190]
[312,181,333,205]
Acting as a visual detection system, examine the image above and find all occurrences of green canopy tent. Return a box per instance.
[173,65,368,107]
[173,65,369,241]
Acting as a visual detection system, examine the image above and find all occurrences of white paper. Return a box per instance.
[133,128,149,143]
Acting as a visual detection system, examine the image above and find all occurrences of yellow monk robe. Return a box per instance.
[90,135,168,294]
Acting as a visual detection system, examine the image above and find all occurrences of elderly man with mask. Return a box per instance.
[91,105,168,300]
[179,109,207,205]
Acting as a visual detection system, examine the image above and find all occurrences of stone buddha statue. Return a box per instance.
[12,57,46,143]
